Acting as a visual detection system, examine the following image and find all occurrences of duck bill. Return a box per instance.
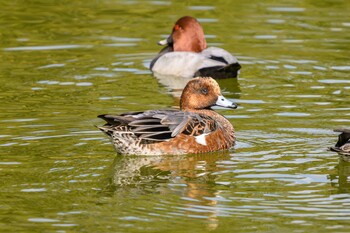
[215,95,237,109]
[157,35,173,46]
[158,38,168,46]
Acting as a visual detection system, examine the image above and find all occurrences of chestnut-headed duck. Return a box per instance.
[150,16,241,79]
[98,77,237,155]
[330,129,350,156]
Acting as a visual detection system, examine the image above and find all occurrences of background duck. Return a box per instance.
[98,77,237,155]
[330,129,350,157]
[150,16,241,79]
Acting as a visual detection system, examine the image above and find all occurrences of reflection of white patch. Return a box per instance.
[195,133,209,146]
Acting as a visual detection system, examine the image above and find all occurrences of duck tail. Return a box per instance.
[195,62,241,79]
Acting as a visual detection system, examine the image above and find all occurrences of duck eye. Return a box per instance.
[201,88,208,95]
[174,24,181,30]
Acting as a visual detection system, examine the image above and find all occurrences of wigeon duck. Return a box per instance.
[330,129,350,156]
[98,77,237,155]
[150,16,241,79]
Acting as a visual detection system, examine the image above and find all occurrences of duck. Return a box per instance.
[98,77,237,155]
[150,16,241,79]
[330,129,350,156]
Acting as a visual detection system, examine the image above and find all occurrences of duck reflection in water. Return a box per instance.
[103,151,233,230]
[329,160,350,194]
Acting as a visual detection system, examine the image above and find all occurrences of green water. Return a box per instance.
[1,0,350,232]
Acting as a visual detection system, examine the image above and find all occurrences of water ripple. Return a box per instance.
[318,79,350,84]
[4,45,92,51]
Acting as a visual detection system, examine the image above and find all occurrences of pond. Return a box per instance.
[1,0,349,232]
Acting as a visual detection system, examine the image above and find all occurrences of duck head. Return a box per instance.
[180,77,237,111]
[158,16,207,53]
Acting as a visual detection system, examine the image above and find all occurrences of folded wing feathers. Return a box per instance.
[100,110,216,142]
[154,112,193,137]
[98,114,132,125]
[138,131,173,141]
[128,118,162,126]
[132,124,168,132]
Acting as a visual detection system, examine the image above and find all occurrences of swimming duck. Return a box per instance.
[150,16,241,79]
[330,129,350,156]
[98,77,237,155]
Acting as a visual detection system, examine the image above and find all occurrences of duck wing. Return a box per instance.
[151,46,241,79]
[195,63,241,79]
[150,52,228,78]
[195,47,241,78]
[200,47,239,65]
[98,110,218,142]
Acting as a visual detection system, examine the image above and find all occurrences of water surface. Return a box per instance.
[1,0,350,232]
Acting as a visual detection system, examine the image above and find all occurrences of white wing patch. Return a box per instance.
[195,133,209,146]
